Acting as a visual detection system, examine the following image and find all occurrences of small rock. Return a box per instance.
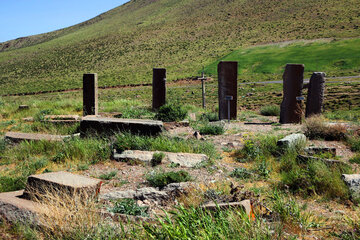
[277,133,306,149]
[193,131,202,140]
[342,174,360,202]
[189,113,196,121]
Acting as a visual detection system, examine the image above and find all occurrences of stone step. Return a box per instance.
[5,132,80,143]
[80,116,164,136]
[113,150,208,168]
[23,171,102,201]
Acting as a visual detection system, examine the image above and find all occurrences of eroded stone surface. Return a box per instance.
[113,150,208,167]
[342,174,360,201]
[80,116,164,136]
[23,171,102,201]
[5,132,78,142]
[277,133,306,149]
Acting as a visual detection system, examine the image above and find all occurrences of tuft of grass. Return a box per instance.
[155,103,187,122]
[99,171,117,180]
[303,115,347,141]
[348,136,360,152]
[151,152,165,167]
[230,168,252,179]
[349,154,360,164]
[199,124,225,135]
[260,105,280,116]
[108,198,149,217]
[146,170,191,188]
[200,112,219,122]
[280,151,351,199]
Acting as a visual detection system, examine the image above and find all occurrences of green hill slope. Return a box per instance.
[0,0,360,95]
[205,38,360,81]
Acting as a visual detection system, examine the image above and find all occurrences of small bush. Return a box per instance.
[199,125,224,135]
[0,138,7,154]
[230,168,252,179]
[349,154,360,164]
[155,103,187,122]
[147,170,191,188]
[109,198,148,217]
[260,105,280,116]
[303,115,347,141]
[151,152,165,167]
[99,171,117,180]
[200,112,218,122]
[348,136,360,152]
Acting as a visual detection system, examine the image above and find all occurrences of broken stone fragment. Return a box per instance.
[5,132,80,143]
[113,150,208,168]
[277,133,306,149]
[342,174,360,202]
[304,147,336,157]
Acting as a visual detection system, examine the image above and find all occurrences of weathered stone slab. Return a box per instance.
[42,115,80,123]
[201,200,253,219]
[23,171,102,201]
[80,116,164,136]
[277,133,306,149]
[306,72,326,118]
[83,73,98,116]
[152,68,167,109]
[113,150,208,167]
[304,147,336,157]
[297,155,344,165]
[280,64,304,124]
[342,174,360,202]
[0,190,39,224]
[5,132,79,143]
[218,61,238,120]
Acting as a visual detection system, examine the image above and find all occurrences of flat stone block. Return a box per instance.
[113,150,208,167]
[80,116,164,136]
[23,171,102,201]
[277,133,306,149]
[5,132,77,143]
[0,190,39,224]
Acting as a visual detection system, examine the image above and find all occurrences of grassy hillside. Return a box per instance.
[205,38,360,81]
[0,0,360,95]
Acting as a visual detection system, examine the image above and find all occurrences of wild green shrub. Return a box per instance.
[155,103,187,122]
[146,170,191,188]
[151,152,165,167]
[255,158,271,179]
[200,112,218,122]
[230,168,252,179]
[349,154,360,164]
[280,152,351,199]
[260,105,280,116]
[142,205,273,239]
[109,199,149,217]
[99,171,117,180]
[0,138,7,154]
[199,125,224,135]
[348,136,360,152]
[270,190,312,229]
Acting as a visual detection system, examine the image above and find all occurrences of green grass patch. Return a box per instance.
[99,171,117,180]
[146,170,191,188]
[260,105,280,116]
[199,124,225,135]
[155,103,187,122]
[108,198,149,217]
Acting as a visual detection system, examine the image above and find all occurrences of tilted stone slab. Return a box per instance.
[342,174,360,202]
[23,171,102,201]
[5,132,79,143]
[277,133,306,149]
[80,116,164,136]
[0,190,39,224]
[113,150,208,167]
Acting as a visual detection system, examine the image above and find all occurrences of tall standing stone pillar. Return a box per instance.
[83,73,98,116]
[305,72,326,118]
[218,61,238,120]
[152,68,166,110]
[280,64,304,124]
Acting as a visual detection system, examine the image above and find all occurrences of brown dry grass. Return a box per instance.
[303,115,347,141]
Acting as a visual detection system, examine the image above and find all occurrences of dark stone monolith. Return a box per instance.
[305,72,326,118]
[218,61,238,120]
[280,64,304,124]
[83,73,98,116]
[152,68,166,110]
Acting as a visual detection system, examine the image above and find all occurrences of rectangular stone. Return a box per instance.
[152,68,166,109]
[5,132,77,143]
[23,171,102,201]
[218,61,238,120]
[83,73,98,116]
[80,116,164,136]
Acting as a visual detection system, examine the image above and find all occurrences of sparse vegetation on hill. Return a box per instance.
[1,0,360,94]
